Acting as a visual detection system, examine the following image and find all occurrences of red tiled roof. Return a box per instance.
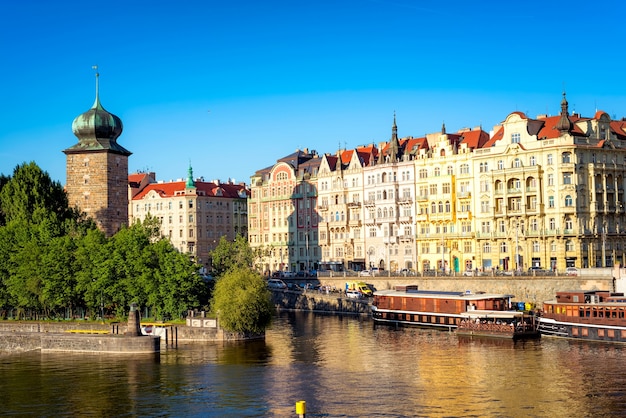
[483,126,503,148]
[133,181,248,200]
[536,115,586,139]
[460,129,489,149]
[610,121,626,140]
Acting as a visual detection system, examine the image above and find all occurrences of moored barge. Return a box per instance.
[538,290,626,342]
[371,285,515,330]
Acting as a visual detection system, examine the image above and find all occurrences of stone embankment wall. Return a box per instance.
[276,276,615,312]
[0,320,260,351]
[271,289,370,315]
[0,329,159,354]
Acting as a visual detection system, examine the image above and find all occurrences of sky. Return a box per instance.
[2,0,626,186]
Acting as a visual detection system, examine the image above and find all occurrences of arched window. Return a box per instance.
[445,201,451,212]
[431,202,437,213]
[562,152,571,163]
[335,211,340,221]
[565,195,573,207]
[438,201,444,212]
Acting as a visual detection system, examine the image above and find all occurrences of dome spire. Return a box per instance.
[556,91,572,133]
[92,65,101,109]
[186,161,196,188]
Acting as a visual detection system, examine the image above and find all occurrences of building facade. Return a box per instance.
[248,149,321,274]
[251,95,626,274]
[129,166,249,272]
[64,72,131,237]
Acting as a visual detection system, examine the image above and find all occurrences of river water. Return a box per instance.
[1,312,626,417]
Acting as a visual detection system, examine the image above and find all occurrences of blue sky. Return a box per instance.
[2,0,626,185]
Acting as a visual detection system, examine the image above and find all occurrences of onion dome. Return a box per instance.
[65,69,130,155]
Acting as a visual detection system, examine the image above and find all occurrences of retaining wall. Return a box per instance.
[277,276,615,311]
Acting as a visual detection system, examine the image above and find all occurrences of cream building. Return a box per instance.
[249,95,626,275]
[248,149,321,275]
[129,166,249,272]
[317,145,375,271]
[473,94,626,271]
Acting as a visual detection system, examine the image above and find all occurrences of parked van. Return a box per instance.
[346,281,373,297]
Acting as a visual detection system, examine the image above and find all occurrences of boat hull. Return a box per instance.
[371,307,459,330]
[538,317,626,343]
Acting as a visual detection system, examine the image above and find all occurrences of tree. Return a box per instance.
[210,235,255,276]
[210,266,272,334]
[0,162,73,226]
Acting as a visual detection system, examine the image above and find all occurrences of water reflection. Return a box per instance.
[1,313,625,417]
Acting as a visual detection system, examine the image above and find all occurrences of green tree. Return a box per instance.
[0,162,73,226]
[210,235,254,276]
[210,266,272,334]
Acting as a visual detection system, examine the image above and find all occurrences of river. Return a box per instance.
[1,312,625,417]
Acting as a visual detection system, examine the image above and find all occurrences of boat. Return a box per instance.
[538,289,626,342]
[371,284,518,330]
[457,310,540,340]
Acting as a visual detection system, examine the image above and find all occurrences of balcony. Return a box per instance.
[364,200,376,207]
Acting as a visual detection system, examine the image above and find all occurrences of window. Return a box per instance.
[497,160,504,170]
[530,156,536,166]
[447,165,454,175]
[563,172,572,184]
[549,218,556,230]
[460,164,470,174]
[562,152,571,163]
[511,132,521,144]
[533,241,540,252]
[565,217,573,230]
[419,169,428,178]
[479,162,489,173]
[443,183,451,194]
[483,242,491,253]
[566,240,575,252]
[481,200,490,213]
[547,154,553,165]
[434,167,441,177]
[548,173,554,186]
[500,242,508,253]
[481,221,491,233]
[565,195,573,207]
[513,158,521,168]
[548,196,555,208]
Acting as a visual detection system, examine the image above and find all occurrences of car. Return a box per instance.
[267,279,287,289]
[282,271,296,278]
[371,267,381,276]
[463,270,474,276]
[359,270,371,277]
[528,266,547,275]
[565,267,579,276]
[346,290,361,299]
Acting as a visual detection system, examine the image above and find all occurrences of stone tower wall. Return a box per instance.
[66,151,128,237]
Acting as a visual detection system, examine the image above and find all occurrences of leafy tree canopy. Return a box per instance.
[0,162,74,226]
[210,266,272,334]
[210,235,254,276]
